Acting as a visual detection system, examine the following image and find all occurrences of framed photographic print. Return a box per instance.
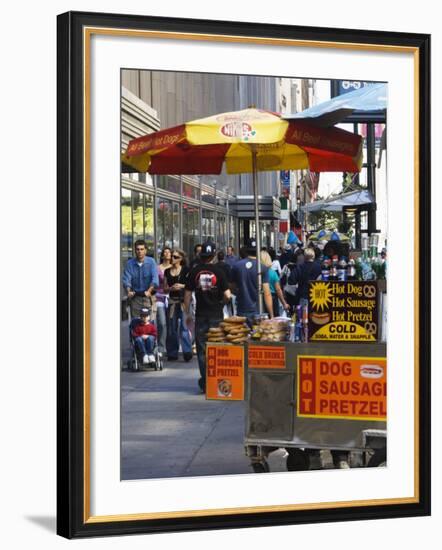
[57,10,431,538]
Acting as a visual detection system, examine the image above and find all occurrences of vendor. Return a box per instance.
[230,238,273,323]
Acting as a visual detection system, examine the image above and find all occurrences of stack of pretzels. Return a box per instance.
[254,317,290,342]
[206,316,251,344]
[206,326,227,343]
[221,317,251,344]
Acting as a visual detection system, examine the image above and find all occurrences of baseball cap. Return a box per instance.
[200,241,216,258]
[140,308,151,317]
[245,237,257,250]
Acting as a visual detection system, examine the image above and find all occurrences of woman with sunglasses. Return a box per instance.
[164,249,193,361]
[155,247,172,355]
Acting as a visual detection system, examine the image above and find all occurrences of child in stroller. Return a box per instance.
[129,307,163,370]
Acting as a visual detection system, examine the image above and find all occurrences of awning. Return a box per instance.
[283,83,387,127]
[302,189,375,212]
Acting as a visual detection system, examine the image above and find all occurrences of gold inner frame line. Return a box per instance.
[82,26,421,524]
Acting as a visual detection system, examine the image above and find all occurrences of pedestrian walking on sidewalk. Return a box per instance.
[156,247,172,354]
[184,242,231,393]
[122,239,159,318]
[164,249,192,362]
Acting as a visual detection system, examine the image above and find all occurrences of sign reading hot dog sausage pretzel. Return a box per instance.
[206,344,244,401]
[297,355,387,421]
[308,281,378,342]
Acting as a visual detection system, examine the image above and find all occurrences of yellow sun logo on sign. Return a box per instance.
[309,282,333,311]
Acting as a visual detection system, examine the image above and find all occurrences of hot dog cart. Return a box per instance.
[245,279,387,472]
[206,279,387,473]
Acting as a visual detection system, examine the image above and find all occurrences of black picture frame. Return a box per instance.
[57,10,431,539]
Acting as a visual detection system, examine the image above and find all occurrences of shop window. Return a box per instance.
[144,194,155,254]
[202,209,215,242]
[172,201,180,249]
[217,214,227,251]
[121,188,132,268]
[157,175,180,195]
[156,198,173,252]
[182,203,200,258]
[229,216,236,248]
[132,191,144,243]
[183,182,200,200]
[201,188,215,205]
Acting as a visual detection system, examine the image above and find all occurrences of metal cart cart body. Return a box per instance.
[245,342,387,472]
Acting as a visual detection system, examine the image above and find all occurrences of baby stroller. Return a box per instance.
[127,307,164,372]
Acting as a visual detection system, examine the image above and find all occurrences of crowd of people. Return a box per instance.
[122,236,340,390]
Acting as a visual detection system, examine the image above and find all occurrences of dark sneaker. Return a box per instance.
[183,352,193,362]
[198,378,206,393]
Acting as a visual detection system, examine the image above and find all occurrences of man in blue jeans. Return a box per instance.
[184,242,231,393]
[230,238,273,324]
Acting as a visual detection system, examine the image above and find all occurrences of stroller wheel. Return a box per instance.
[133,355,139,371]
[154,350,163,371]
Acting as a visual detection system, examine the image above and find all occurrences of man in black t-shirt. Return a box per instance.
[184,242,231,393]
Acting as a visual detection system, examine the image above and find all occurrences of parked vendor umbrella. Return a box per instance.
[309,229,350,242]
[123,107,362,313]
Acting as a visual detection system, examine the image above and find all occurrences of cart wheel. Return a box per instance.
[251,461,270,474]
[286,449,309,471]
[367,448,386,467]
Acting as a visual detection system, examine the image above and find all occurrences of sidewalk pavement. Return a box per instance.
[121,355,289,480]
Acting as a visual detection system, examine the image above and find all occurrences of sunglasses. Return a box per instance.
[172,254,181,259]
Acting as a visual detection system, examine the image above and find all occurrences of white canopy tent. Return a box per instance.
[302,189,375,212]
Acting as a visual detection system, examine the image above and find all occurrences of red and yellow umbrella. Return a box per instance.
[122,107,362,314]
[122,107,362,175]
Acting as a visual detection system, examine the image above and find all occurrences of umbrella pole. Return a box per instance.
[252,148,263,315]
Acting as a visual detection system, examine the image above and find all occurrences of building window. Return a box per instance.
[172,201,180,249]
[183,181,200,200]
[201,188,215,205]
[229,215,236,248]
[157,175,180,194]
[217,213,227,251]
[182,203,200,259]
[156,198,181,252]
[202,209,215,242]
[121,188,132,270]
[144,194,155,253]
[132,191,144,243]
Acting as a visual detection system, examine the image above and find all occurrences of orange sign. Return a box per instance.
[206,345,244,400]
[248,345,286,369]
[297,355,387,421]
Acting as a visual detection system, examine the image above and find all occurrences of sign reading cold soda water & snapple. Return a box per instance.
[297,355,387,421]
[206,344,244,401]
[308,281,378,342]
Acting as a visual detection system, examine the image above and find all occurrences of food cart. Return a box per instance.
[206,278,387,473]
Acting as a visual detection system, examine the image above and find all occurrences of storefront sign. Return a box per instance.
[206,344,244,400]
[334,80,376,96]
[308,281,378,342]
[297,355,387,421]
[280,170,290,199]
[248,345,286,369]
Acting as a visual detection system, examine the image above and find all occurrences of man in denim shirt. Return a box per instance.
[123,240,159,318]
